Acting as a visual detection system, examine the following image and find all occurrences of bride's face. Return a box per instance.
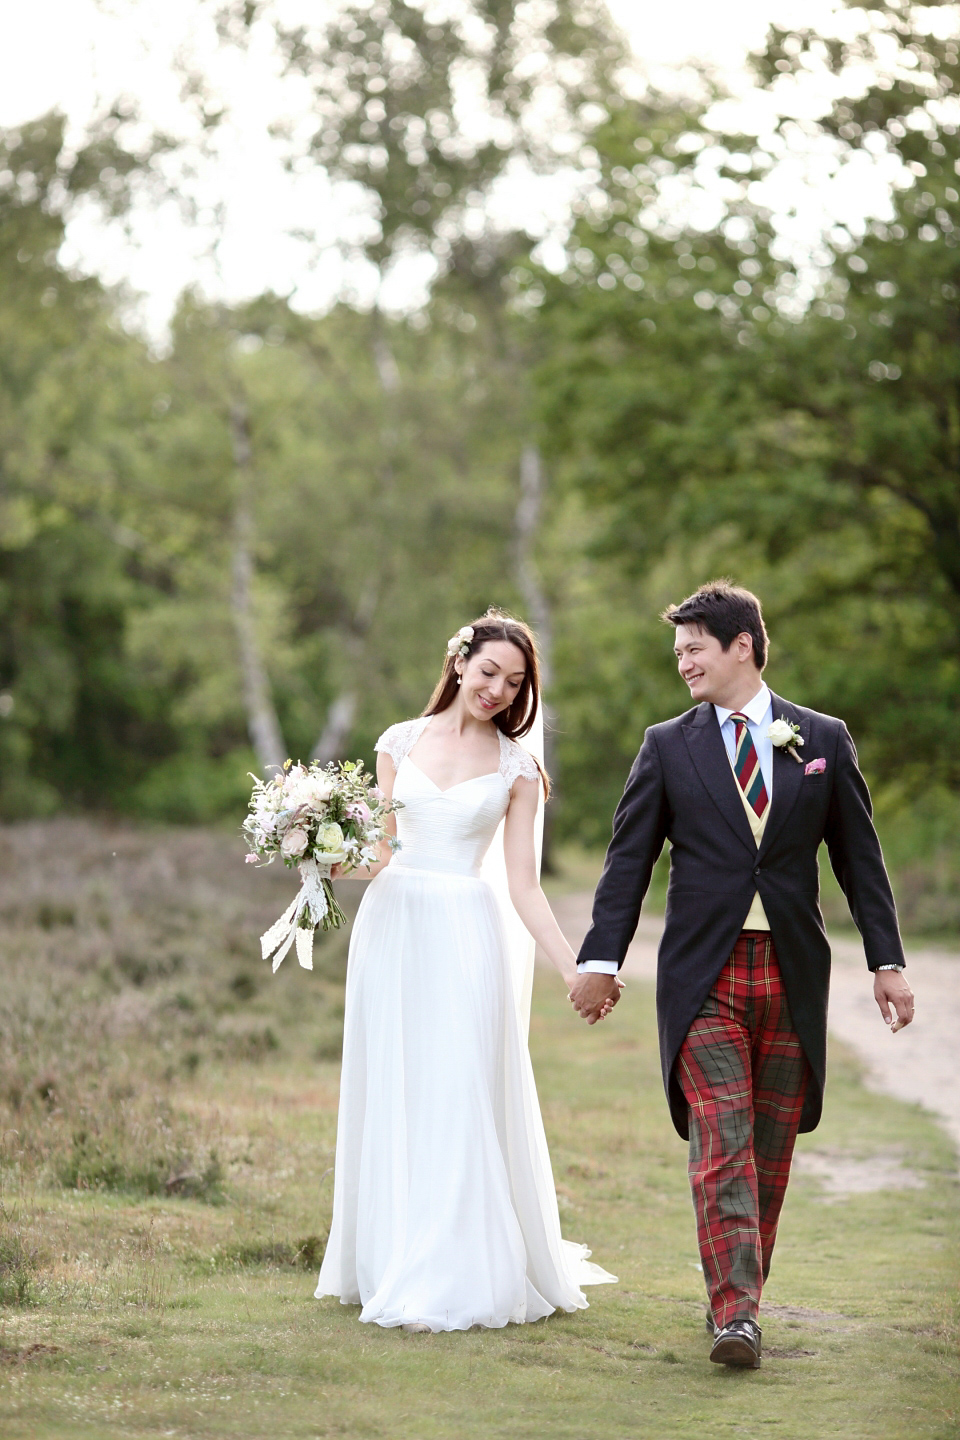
[457,641,527,721]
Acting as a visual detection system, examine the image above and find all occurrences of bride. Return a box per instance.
[315,608,618,1332]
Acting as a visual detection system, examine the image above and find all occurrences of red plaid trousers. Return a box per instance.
[676,932,810,1328]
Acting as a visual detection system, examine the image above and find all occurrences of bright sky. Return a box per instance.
[0,0,929,334]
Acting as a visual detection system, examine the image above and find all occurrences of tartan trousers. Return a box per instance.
[676,932,810,1328]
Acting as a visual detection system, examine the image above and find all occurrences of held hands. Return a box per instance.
[567,972,624,1025]
[874,969,915,1033]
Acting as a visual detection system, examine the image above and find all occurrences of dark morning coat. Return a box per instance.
[577,694,905,1139]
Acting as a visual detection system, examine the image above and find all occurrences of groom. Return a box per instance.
[570,582,914,1369]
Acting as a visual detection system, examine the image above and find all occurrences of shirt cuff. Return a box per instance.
[875,964,904,972]
[577,960,620,975]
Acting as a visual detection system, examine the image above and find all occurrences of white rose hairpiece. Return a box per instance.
[768,716,804,763]
[446,625,474,658]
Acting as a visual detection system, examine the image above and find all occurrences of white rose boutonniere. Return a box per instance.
[768,716,804,763]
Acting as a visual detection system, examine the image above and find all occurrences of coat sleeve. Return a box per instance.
[824,722,906,971]
[576,727,669,970]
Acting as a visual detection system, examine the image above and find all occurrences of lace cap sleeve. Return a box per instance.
[499,733,542,790]
[374,717,428,769]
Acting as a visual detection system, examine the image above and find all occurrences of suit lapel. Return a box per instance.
[681,703,757,857]
[757,693,810,859]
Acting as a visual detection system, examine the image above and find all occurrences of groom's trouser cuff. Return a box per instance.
[676,932,810,1328]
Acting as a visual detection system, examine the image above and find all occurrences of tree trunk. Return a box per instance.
[311,322,396,765]
[229,399,287,775]
[515,443,557,873]
[311,692,357,766]
[310,583,379,764]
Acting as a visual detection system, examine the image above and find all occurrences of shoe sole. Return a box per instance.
[710,1335,761,1368]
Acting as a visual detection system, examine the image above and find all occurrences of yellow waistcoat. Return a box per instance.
[726,750,771,930]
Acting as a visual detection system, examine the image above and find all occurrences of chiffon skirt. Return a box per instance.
[315,862,615,1331]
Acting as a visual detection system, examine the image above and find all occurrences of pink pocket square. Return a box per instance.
[805,757,826,775]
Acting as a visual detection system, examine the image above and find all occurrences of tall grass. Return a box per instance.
[0,821,350,1216]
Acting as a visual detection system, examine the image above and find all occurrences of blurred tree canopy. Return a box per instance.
[535,0,960,840]
[1,0,959,921]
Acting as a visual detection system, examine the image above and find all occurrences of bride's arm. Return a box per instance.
[501,778,582,991]
[332,752,398,879]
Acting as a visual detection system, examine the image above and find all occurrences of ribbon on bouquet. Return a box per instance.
[260,857,333,973]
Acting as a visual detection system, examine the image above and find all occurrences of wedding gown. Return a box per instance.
[315,716,616,1331]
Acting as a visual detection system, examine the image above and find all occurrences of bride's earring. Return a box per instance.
[456,675,462,686]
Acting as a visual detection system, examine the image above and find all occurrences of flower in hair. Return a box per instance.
[446,625,474,658]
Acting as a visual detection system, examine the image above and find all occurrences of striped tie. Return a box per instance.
[731,713,769,819]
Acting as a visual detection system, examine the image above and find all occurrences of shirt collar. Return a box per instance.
[714,682,772,729]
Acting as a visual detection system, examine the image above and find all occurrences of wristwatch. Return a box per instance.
[875,964,904,971]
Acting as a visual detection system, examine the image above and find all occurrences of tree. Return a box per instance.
[531,1,960,836]
[268,0,636,841]
[0,112,171,815]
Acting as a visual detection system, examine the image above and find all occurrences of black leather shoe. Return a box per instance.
[709,1319,762,1368]
[705,1312,720,1340]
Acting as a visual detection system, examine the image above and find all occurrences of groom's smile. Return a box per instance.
[674,622,762,711]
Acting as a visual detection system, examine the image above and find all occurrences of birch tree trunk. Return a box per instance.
[311,321,396,764]
[310,581,380,763]
[229,399,287,775]
[515,443,557,871]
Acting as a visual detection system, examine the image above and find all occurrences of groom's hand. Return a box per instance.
[873,969,915,1033]
[568,972,623,1025]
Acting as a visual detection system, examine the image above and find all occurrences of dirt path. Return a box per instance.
[545,893,960,1154]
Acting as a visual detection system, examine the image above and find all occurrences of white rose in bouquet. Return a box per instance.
[315,822,346,857]
[281,827,310,859]
[290,773,334,810]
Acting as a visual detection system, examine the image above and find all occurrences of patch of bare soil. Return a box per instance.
[0,1343,59,1365]
[759,1303,859,1330]
[793,1148,926,1201]
[765,1346,819,1358]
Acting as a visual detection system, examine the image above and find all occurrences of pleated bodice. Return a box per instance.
[391,758,509,877]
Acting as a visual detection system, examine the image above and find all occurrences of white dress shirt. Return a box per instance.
[577,684,774,975]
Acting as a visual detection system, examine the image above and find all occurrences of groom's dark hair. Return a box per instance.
[662,581,768,669]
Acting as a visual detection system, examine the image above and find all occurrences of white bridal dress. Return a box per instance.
[315,715,616,1331]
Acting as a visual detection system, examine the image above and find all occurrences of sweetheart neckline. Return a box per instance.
[401,755,506,795]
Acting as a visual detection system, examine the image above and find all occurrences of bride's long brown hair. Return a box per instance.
[423,607,550,798]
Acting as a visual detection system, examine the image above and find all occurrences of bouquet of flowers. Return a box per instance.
[244,759,402,973]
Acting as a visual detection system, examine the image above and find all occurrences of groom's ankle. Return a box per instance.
[712,1303,759,1328]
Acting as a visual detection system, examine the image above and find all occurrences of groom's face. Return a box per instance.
[674,623,757,707]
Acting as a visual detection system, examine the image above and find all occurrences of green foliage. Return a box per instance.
[533,0,960,843]
[0,112,180,814]
[0,1224,39,1307]
[0,3,958,917]
[272,0,626,272]
[57,1123,225,1204]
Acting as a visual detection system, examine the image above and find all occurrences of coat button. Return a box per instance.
[753,866,761,876]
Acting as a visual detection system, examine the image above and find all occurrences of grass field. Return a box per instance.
[1,823,957,1439]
